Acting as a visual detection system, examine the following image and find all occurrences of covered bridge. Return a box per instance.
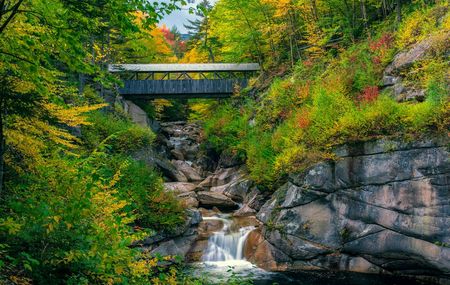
[109,63,261,99]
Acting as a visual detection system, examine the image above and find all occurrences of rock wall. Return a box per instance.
[251,138,450,283]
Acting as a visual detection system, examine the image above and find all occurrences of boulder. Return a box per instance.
[121,99,152,129]
[223,179,253,202]
[198,167,243,188]
[164,182,197,194]
[383,31,450,103]
[385,31,449,75]
[154,157,188,182]
[172,160,203,182]
[233,204,257,217]
[186,239,209,262]
[150,233,197,258]
[170,149,185,160]
[178,192,199,208]
[197,191,239,210]
[244,229,291,271]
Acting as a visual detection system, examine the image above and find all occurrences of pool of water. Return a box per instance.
[189,261,427,285]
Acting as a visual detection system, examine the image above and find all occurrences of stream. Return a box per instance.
[150,121,426,285]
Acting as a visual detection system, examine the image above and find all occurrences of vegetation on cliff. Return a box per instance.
[198,1,449,186]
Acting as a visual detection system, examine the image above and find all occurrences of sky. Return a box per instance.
[158,0,217,34]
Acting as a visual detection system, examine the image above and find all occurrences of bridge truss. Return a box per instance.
[109,63,260,99]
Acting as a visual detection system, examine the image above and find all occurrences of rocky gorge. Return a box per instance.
[124,99,449,284]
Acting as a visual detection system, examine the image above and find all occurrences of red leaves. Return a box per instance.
[369,33,394,65]
[358,86,379,103]
[372,56,382,65]
[369,33,394,52]
[297,110,310,129]
[303,59,314,67]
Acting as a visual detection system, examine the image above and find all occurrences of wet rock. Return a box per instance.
[198,167,244,188]
[197,219,224,239]
[172,160,203,182]
[150,234,198,258]
[244,229,292,271]
[224,179,253,202]
[170,149,185,160]
[245,187,268,211]
[164,182,197,194]
[186,239,209,262]
[233,204,257,217]
[197,191,239,210]
[178,192,199,208]
[155,158,188,182]
[139,209,201,254]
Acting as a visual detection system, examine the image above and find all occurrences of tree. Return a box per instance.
[0,0,182,196]
[184,0,218,62]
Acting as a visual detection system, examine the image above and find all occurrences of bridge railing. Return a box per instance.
[109,63,260,80]
[108,63,260,98]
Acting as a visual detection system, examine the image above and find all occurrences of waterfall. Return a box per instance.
[202,216,255,262]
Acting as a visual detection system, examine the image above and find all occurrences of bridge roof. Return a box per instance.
[108,63,260,73]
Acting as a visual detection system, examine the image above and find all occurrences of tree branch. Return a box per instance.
[0,50,35,64]
[0,0,24,34]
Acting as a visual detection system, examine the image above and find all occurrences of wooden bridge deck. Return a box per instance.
[109,63,260,99]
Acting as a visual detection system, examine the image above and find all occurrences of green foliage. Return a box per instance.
[396,4,449,49]
[0,1,187,282]
[1,155,150,284]
[203,102,251,154]
[83,111,156,153]
[244,130,277,183]
[113,158,184,230]
[202,3,449,187]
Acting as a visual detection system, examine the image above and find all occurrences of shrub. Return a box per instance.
[203,102,251,155]
[397,4,449,49]
[1,156,153,284]
[244,130,277,184]
[83,111,155,153]
[114,158,184,230]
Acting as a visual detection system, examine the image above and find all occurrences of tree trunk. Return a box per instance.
[381,0,388,18]
[207,47,215,63]
[237,6,264,67]
[0,99,5,198]
[311,0,319,21]
[360,0,369,36]
[396,0,402,23]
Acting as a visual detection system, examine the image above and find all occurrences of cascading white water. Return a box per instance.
[202,216,255,262]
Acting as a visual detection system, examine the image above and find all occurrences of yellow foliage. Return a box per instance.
[45,103,107,127]
[397,4,449,49]
[5,103,106,173]
[180,46,210,63]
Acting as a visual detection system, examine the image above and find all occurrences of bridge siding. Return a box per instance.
[119,79,248,98]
